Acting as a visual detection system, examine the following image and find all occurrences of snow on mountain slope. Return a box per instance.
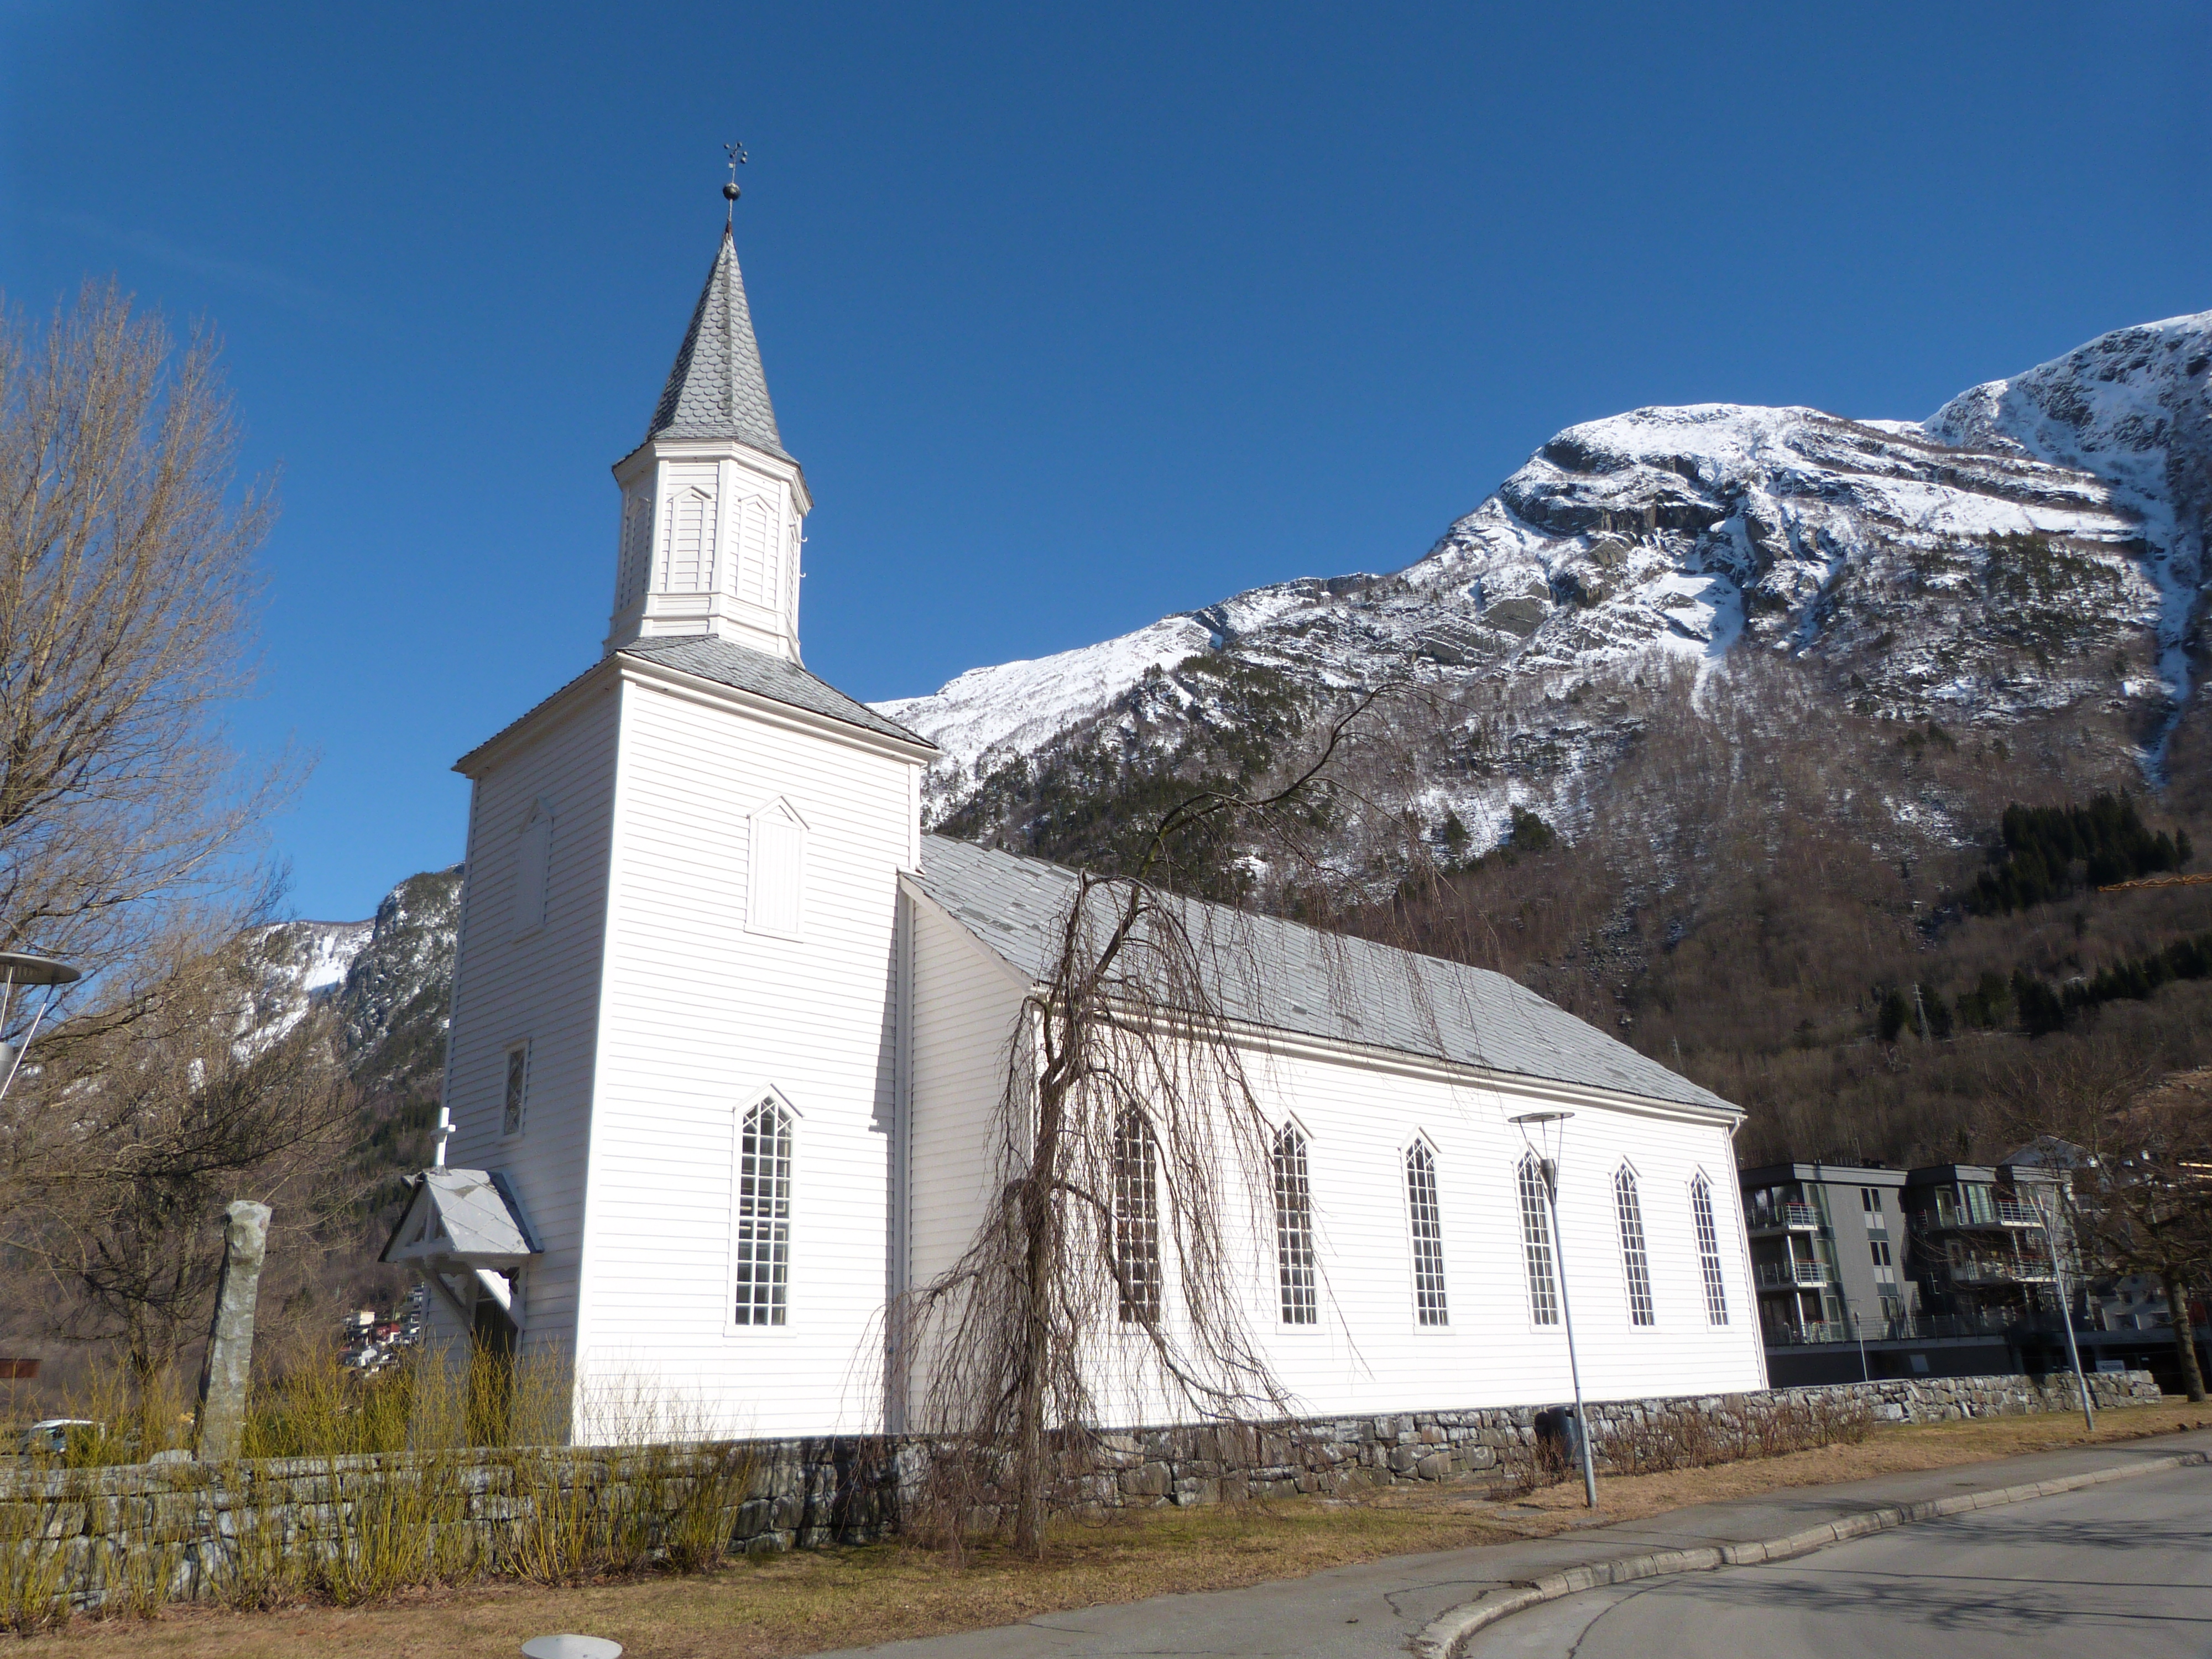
[878,614,1214,782]
[1927,311,2211,695]
[877,311,2210,820]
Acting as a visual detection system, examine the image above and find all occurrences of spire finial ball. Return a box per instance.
[723,181,740,202]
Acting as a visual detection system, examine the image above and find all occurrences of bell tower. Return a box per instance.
[604,226,810,662]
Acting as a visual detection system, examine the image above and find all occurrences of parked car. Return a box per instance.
[18,1418,101,1456]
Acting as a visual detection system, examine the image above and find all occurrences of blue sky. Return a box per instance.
[3,1,2207,922]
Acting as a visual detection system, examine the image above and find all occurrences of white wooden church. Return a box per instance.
[387,218,1768,1444]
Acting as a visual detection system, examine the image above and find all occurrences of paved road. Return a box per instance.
[808,1428,2212,1658]
[1468,1460,2212,1658]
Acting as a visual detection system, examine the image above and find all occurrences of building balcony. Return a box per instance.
[1756,1259,1831,1289]
[1945,1258,2057,1286]
[1765,1319,1851,1346]
[1746,1203,1822,1236]
[1920,1199,2048,1233]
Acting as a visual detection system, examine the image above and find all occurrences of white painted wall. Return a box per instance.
[569,669,923,1442]
[1222,1040,1769,1419]
[895,927,1766,1430]
[439,679,624,1386]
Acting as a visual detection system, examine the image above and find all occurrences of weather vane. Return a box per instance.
[724,140,748,228]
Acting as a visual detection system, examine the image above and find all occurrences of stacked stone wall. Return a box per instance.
[0,1369,2164,1610]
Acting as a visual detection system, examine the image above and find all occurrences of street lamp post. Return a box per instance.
[1511,1111,1599,1510]
[2033,1186,2094,1433]
[0,951,80,1103]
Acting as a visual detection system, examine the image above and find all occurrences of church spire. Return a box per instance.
[604,182,811,665]
[643,228,792,463]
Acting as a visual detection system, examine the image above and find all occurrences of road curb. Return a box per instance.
[1413,1448,2211,1658]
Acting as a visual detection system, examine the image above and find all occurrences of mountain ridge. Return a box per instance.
[878,309,2210,841]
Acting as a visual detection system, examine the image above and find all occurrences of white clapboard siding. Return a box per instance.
[440,685,624,1380]
[568,673,922,1442]
[891,894,1766,1427]
[1149,1036,1768,1420]
[899,896,1031,1425]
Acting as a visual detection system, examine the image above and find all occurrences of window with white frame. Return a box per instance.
[1691,1173,1730,1324]
[1517,1154,1560,1325]
[1273,1123,1318,1325]
[1112,1108,1161,1323]
[1615,1165,1655,1326]
[1870,1238,1896,1284]
[1405,1140,1448,1326]
[501,1042,530,1138]
[513,801,552,938]
[748,799,807,939]
[733,1097,793,1326]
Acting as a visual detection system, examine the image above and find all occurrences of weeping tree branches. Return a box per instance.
[0,280,289,999]
[902,690,1392,1554]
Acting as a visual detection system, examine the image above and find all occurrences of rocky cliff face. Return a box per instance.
[879,311,2211,846]
[255,866,461,1089]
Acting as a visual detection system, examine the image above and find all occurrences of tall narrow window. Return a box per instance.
[748,800,807,939]
[733,1098,793,1326]
[1112,1109,1161,1323]
[501,1042,530,1138]
[1615,1166,1655,1326]
[1691,1173,1729,1325]
[1273,1124,1317,1325]
[1405,1140,1448,1326]
[1518,1154,1560,1326]
[514,801,552,938]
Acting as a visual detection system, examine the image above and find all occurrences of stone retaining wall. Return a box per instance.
[0,1369,2163,1610]
[1086,1369,2163,1505]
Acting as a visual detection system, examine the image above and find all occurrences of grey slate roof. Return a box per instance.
[379,1168,541,1270]
[645,228,792,462]
[910,834,1738,1118]
[456,635,932,775]
[619,635,933,748]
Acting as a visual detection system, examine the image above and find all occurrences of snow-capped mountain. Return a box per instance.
[878,311,2210,826]
[250,868,461,1077]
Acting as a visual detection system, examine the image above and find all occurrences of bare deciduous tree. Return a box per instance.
[2001,1045,2212,1401]
[0,929,357,1381]
[0,279,288,1000]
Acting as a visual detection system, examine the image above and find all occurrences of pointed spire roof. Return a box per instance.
[644,228,792,461]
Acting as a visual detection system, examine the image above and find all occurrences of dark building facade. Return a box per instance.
[1740,1156,2209,1389]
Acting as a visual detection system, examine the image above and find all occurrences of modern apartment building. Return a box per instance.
[1740,1155,2209,1387]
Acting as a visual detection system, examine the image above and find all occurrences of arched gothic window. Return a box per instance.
[1112,1108,1161,1323]
[733,1097,793,1326]
[1615,1165,1655,1326]
[1517,1154,1560,1326]
[1272,1124,1317,1325]
[1691,1173,1730,1324]
[1405,1140,1448,1326]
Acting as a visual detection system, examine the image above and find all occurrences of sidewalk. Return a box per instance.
[807,1426,2212,1659]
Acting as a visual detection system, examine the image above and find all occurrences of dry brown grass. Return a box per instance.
[9,1401,2206,1659]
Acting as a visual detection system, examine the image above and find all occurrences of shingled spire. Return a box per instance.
[606,223,812,662]
[644,227,792,463]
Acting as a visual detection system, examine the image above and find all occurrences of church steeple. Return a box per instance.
[644,229,792,463]
[604,220,811,663]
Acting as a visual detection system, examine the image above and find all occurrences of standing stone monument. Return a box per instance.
[193,1199,272,1462]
